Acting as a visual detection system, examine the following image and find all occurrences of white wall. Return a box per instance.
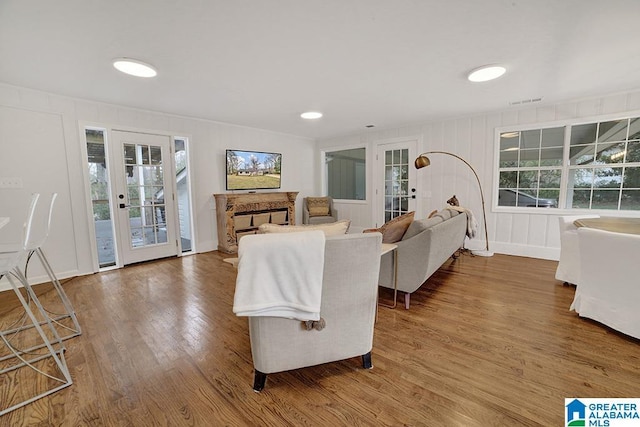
[0,83,316,288]
[318,89,640,260]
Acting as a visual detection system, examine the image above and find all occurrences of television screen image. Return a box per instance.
[226,149,282,191]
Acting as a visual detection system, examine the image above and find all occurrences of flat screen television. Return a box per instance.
[226,149,282,191]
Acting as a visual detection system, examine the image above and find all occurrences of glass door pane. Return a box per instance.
[175,137,192,252]
[123,143,168,248]
[384,148,410,222]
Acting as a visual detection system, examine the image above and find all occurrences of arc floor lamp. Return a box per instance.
[414,151,493,257]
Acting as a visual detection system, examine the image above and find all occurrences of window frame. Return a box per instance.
[493,110,640,215]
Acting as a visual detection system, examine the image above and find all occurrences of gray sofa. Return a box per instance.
[378,209,467,309]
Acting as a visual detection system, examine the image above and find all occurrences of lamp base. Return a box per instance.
[471,250,494,257]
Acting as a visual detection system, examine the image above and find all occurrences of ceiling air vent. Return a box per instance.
[509,97,543,106]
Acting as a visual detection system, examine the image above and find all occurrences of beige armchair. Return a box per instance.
[247,232,382,391]
[303,196,338,225]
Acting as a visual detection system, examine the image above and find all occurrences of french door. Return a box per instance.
[376,140,418,227]
[111,131,178,265]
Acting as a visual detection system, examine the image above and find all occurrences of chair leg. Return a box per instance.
[253,370,267,392]
[404,293,411,309]
[361,351,373,369]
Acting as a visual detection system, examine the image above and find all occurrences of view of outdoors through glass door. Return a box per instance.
[122,142,168,249]
[85,129,116,268]
[384,148,411,222]
[174,137,192,252]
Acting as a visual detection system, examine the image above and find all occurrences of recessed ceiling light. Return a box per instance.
[301,111,323,119]
[113,58,157,78]
[467,65,506,82]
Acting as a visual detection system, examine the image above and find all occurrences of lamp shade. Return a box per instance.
[414,155,431,169]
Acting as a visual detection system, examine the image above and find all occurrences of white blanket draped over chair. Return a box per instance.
[233,230,325,321]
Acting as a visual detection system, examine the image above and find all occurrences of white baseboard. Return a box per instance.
[489,242,560,261]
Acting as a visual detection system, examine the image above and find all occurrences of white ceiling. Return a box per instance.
[2,0,640,140]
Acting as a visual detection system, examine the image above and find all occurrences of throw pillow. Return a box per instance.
[306,197,330,217]
[364,211,415,243]
[258,219,351,236]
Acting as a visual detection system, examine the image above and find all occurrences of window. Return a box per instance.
[174,137,193,252]
[325,147,366,200]
[497,116,640,211]
[85,128,116,268]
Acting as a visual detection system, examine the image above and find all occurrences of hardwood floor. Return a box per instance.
[1,250,638,426]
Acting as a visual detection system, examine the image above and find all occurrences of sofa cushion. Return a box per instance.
[306,197,330,217]
[402,216,444,240]
[259,219,350,236]
[364,211,415,243]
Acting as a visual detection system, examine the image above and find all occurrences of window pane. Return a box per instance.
[141,145,150,165]
[499,171,517,188]
[518,170,538,189]
[499,149,518,167]
[400,149,407,164]
[86,128,116,268]
[174,138,191,252]
[571,123,597,145]
[519,149,539,167]
[541,127,564,147]
[537,189,559,207]
[500,132,519,150]
[521,130,540,149]
[326,148,366,201]
[628,118,640,140]
[598,119,628,142]
[124,144,136,164]
[591,190,619,209]
[539,169,561,188]
[596,142,626,163]
[150,146,162,165]
[570,145,595,165]
[623,167,640,188]
[400,197,408,211]
[539,147,563,166]
[594,167,622,189]
[627,142,640,162]
[570,168,593,188]
[621,190,640,210]
[131,228,144,247]
[570,190,591,208]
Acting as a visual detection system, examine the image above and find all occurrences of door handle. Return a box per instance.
[119,203,131,209]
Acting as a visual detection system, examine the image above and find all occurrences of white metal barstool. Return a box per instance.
[0,193,81,341]
[0,194,72,415]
